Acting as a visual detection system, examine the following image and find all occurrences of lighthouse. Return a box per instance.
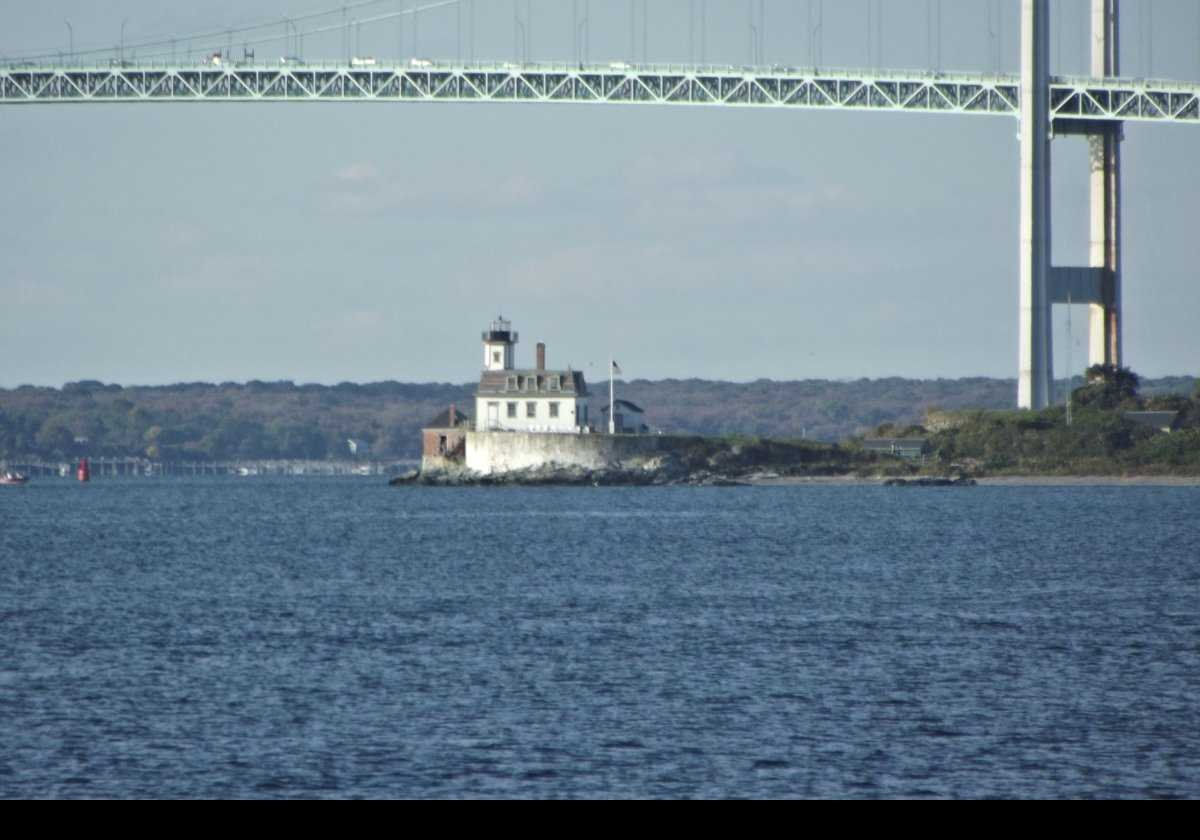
[481,316,518,372]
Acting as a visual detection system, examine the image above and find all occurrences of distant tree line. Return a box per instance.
[1,374,1195,463]
[0,380,472,462]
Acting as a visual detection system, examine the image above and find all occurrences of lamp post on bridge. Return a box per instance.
[120,17,129,65]
[64,20,73,65]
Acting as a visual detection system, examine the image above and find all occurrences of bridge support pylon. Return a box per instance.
[1019,0,1123,410]
[1086,0,1122,371]
[1018,0,1053,410]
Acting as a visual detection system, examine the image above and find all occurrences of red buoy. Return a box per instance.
[77,457,90,482]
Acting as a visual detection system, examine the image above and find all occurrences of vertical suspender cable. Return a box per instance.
[868,0,878,67]
[689,0,695,65]
[936,0,942,71]
[748,0,755,64]
[629,0,635,63]
[760,0,765,65]
[926,0,932,70]
[643,0,647,64]
[1078,0,1085,74]
[1148,0,1154,78]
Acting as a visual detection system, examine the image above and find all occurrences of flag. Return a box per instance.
[612,360,622,375]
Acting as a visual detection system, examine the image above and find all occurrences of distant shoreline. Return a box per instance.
[394,469,1200,488]
[745,474,1200,487]
[974,475,1200,486]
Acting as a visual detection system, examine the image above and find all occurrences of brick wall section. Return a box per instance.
[423,428,466,459]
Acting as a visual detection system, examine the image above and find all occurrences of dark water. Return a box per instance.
[2,478,1198,798]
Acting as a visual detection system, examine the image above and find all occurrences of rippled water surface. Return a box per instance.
[2,478,1198,798]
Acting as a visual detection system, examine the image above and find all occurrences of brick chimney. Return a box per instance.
[536,342,546,371]
[448,403,456,428]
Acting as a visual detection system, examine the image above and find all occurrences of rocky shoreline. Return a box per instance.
[388,467,1200,488]
[882,476,977,487]
[389,462,762,487]
[389,463,980,488]
[390,430,1199,487]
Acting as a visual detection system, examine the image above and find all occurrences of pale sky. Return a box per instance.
[2,0,1198,390]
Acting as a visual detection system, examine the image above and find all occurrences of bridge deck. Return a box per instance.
[2,62,1198,124]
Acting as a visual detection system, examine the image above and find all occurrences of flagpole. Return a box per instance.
[609,356,615,434]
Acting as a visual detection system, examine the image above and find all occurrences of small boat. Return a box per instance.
[1,471,29,486]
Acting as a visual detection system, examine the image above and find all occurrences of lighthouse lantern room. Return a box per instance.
[482,316,517,372]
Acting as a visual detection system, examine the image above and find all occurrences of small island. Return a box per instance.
[398,326,1200,488]
[3,350,1195,485]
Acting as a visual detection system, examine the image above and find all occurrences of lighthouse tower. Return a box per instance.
[482,316,518,371]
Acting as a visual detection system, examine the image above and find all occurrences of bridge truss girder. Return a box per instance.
[2,63,1198,126]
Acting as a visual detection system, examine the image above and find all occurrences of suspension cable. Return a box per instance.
[3,0,463,66]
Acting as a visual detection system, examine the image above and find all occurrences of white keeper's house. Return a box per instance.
[475,317,592,433]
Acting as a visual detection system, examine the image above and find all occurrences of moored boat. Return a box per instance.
[1,470,29,486]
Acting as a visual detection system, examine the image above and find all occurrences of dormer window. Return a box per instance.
[506,375,518,390]
[549,375,561,391]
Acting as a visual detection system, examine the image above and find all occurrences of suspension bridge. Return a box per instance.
[2,0,1198,408]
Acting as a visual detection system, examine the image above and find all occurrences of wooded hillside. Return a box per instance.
[1,375,1194,462]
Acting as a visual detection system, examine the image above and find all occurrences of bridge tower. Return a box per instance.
[1018,0,1053,410]
[1086,0,1122,371]
[1019,0,1122,409]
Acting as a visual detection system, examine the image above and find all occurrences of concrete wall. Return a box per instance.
[465,431,672,475]
[421,454,463,473]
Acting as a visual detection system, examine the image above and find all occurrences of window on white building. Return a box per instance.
[507,402,517,418]
[549,402,559,418]
[526,402,537,418]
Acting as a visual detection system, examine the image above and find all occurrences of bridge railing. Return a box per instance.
[4,56,1017,79]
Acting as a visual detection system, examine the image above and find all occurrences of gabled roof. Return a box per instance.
[477,369,589,397]
[424,407,471,429]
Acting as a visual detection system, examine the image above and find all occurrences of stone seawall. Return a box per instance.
[465,431,675,475]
